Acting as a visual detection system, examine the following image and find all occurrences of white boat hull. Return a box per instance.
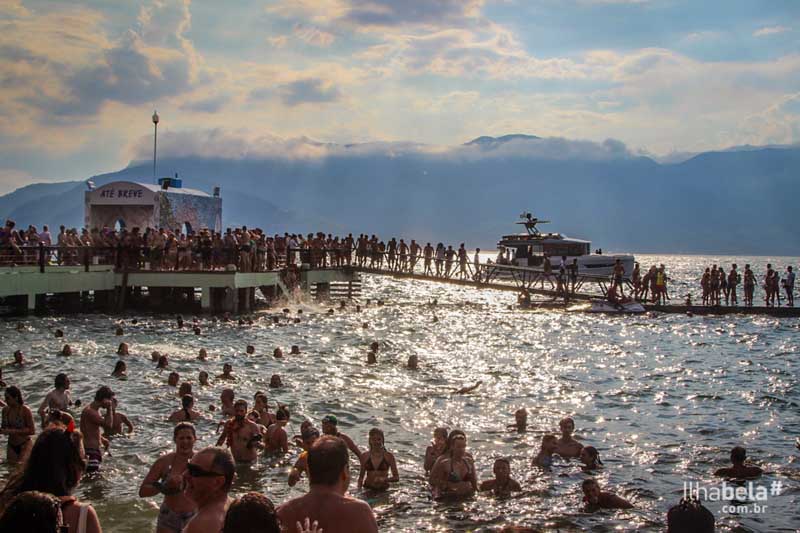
[513,254,635,279]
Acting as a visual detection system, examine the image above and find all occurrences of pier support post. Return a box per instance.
[222,287,238,314]
[201,287,211,312]
[315,282,330,301]
[27,293,36,313]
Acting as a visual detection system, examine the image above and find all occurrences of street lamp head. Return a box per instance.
[152,110,159,124]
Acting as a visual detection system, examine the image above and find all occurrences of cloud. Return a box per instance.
[126,127,637,163]
[293,24,336,47]
[3,0,201,118]
[341,0,484,28]
[753,25,790,37]
[279,78,341,106]
[179,94,230,113]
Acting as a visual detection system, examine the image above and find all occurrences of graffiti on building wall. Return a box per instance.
[158,192,221,232]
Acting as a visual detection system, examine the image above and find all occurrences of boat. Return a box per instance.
[496,212,635,279]
[587,300,645,314]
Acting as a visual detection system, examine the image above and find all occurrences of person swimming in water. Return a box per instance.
[454,381,482,394]
[288,426,320,487]
[253,392,276,427]
[157,355,169,369]
[713,446,763,479]
[321,414,362,459]
[265,406,290,454]
[167,372,180,387]
[429,430,477,499]
[424,427,448,476]
[479,458,521,497]
[273,347,284,358]
[582,478,633,510]
[112,360,127,378]
[117,342,129,356]
[178,382,193,398]
[198,348,208,361]
[269,374,282,388]
[169,394,202,422]
[219,389,236,417]
[555,417,583,458]
[139,422,198,533]
[407,354,419,370]
[579,446,603,471]
[37,373,72,428]
[532,434,558,469]
[357,427,399,491]
[246,345,255,355]
[507,408,527,433]
[217,363,236,381]
[290,345,301,355]
[105,397,134,436]
[216,399,263,463]
[198,371,210,386]
[60,344,73,356]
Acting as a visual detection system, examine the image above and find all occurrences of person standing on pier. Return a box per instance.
[445,245,456,278]
[473,248,482,282]
[424,243,434,275]
[784,266,795,307]
[743,264,755,306]
[410,240,421,272]
[458,244,468,279]
[434,243,445,276]
[728,264,739,306]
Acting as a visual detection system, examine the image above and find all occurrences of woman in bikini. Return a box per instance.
[0,427,103,533]
[358,427,399,491]
[430,430,477,498]
[139,422,198,533]
[1,386,35,463]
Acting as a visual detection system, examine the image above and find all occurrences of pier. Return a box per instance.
[0,243,797,317]
[0,245,359,315]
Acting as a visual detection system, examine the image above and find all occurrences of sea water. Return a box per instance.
[1,254,798,532]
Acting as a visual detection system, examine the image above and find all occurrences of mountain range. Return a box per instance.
[2,135,798,254]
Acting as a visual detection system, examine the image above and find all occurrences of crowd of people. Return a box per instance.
[696,263,795,307]
[0,313,791,533]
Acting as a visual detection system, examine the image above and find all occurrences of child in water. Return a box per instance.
[579,446,603,471]
[532,435,558,469]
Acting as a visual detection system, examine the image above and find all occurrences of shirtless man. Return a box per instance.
[713,446,763,479]
[37,373,72,427]
[80,386,115,472]
[216,400,263,463]
[278,436,378,533]
[217,363,236,381]
[554,417,583,458]
[182,446,235,533]
[265,406,290,454]
[321,415,362,459]
[582,478,633,510]
[105,397,134,436]
[219,389,236,417]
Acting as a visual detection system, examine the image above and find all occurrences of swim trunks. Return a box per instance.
[85,447,102,473]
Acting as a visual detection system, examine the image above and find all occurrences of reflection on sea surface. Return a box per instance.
[1,255,798,532]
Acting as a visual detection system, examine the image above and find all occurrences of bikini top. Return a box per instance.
[159,454,185,496]
[448,458,472,482]
[364,452,390,472]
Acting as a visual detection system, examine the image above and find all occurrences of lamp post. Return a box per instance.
[152,110,160,183]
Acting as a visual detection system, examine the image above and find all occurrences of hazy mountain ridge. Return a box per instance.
[1,141,798,254]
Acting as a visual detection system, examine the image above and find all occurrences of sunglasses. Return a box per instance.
[186,463,224,478]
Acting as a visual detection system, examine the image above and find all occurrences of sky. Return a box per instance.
[0,0,798,193]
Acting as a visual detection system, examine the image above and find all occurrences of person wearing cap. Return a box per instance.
[288,426,320,486]
[321,414,362,458]
[79,385,115,472]
[278,436,378,533]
